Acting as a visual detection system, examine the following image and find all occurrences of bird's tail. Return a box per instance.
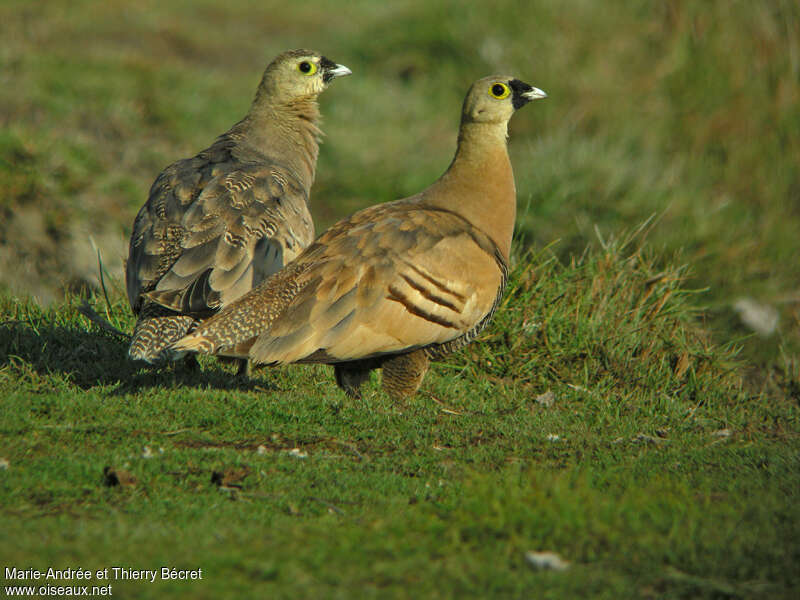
[173,259,313,357]
[128,303,198,364]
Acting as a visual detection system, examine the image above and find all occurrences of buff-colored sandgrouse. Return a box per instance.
[126,49,351,368]
[173,75,546,398]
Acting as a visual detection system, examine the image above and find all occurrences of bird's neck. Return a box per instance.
[425,120,516,261]
[235,97,322,191]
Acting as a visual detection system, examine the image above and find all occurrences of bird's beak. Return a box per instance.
[522,86,547,100]
[321,58,353,83]
[328,64,352,79]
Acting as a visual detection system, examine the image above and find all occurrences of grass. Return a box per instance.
[2,237,798,598]
[0,0,799,597]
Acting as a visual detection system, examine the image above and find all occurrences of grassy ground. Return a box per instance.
[1,0,798,597]
[2,239,797,598]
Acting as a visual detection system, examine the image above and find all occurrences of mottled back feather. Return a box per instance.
[125,49,350,363]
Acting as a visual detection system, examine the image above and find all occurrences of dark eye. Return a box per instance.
[490,83,510,99]
[297,61,318,76]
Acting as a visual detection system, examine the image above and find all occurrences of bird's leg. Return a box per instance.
[182,353,200,371]
[235,358,252,378]
[334,362,374,399]
[381,350,430,401]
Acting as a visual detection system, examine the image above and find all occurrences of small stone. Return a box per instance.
[535,390,556,407]
[733,298,778,336]
[525,551,570,571]
[287,448,308,459]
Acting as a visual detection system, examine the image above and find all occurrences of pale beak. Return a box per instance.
[522,86,547,100]
[327,64,352,79]
[321,58,353,83]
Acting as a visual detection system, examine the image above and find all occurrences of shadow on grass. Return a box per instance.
[0,319,277,395]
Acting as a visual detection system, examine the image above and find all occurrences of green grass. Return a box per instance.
[1,0,799,597]
[2,238,798,598]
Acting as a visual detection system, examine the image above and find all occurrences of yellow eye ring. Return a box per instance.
[489,82,510,99]
[298,61,317,76]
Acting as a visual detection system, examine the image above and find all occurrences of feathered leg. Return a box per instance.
[334,362,374,399]
[381,350,430,401]
[235,359,251,377]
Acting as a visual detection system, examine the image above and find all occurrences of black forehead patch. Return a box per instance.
[509,79,534,110]
[320,56,337,82]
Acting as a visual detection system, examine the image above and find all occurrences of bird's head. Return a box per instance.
[461,75,547,125]
[257,49,352,104]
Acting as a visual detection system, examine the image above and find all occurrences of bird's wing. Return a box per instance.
[126,150,313,317]
[174,203,505,364]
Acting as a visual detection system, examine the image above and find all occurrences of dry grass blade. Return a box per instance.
[77,300,130,339]
[426,392,465,415]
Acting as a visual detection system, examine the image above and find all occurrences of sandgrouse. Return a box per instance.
[173,75,546,398]
[126,49,351,367]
